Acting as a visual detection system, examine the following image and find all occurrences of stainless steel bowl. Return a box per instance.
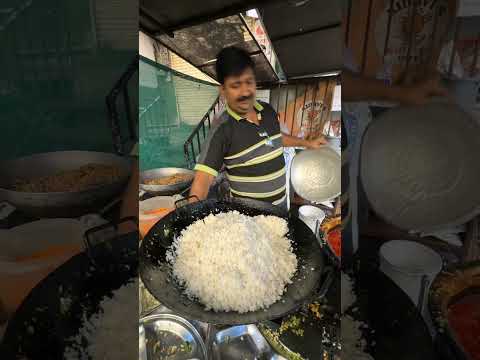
[140,168,194,195]
[139,313,208,360]
[211,324,282,360]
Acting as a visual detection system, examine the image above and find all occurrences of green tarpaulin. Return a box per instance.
[139,56,218,170]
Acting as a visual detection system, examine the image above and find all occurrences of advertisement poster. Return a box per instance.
[271,79,338,140]
[347,0,457,81]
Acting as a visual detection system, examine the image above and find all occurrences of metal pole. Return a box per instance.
[190,142,195,164]
[383,0,395,60]
[405,0,418,76]
[275,83,281,115]
[124,87,135,140]
[471,35,480,78]
[300,83,308,131]
[184,144,191,168]
[427,5,440,70]
[345,0,352,46]
[290,83,299,135]
[283,85,289,133]
[448,19,460,78]
[361,0,374,74]
[196,132,201,155]
[310,81,318,139]
[318,80,329,137]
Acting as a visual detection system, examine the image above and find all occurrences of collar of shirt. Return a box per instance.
[226,101,264,122]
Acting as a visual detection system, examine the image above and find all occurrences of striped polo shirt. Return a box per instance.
[194,100,286,205]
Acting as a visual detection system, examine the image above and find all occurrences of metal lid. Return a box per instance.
[360,103,480,232]
[139,313,207,360]
[290,147,341,203]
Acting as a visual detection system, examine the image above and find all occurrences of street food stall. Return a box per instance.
[137,1,343,359]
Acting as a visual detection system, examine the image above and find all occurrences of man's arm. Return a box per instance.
[189,170,215,202]
[342,70,448,105]
[281,133,327,149]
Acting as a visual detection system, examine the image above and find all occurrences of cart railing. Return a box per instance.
[106,55,139,155]
[0,0,33,31]
[183,96,224,169]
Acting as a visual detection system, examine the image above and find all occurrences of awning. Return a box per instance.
[140,0,277,34]
[258,0,343,78]
[139,0,342,83]
[155,15,278,84]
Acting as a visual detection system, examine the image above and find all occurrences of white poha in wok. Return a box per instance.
[166,211,298,313]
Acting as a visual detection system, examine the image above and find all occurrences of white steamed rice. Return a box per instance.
[341,272,375,359]
[64,278,138,360]
[166,211,298,313]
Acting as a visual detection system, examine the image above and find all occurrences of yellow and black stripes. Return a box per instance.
[228,167,286,195]
[224,133,282,161]
[194,100,287,205]
[225,145,284,170]
[194,164,218,177]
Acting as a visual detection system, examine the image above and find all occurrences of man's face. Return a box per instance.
[221,67,256,115]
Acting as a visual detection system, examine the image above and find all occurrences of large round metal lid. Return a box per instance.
[360,102,480,232]
[290,147,341,203]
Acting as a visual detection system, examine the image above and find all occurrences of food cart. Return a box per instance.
[137,1,343,359]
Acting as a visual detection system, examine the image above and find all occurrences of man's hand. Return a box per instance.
[282,133,327,148]
[189,170,215,203]
[305,136,328,149]
[187,195,200,204]
[398,74,449,106]
[342,69,450,105]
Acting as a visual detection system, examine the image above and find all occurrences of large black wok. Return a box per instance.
[139,197,325,325]
[0,223,138,360]
[345,262,438,360]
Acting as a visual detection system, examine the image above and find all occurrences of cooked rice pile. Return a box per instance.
[13,163,122,192]
[166,211,298,313]
[64,278,138,360]
[342,315,375,360]
[341,272,375,359]
[341,271,356,313]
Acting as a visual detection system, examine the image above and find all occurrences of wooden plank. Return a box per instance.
[464,216,480,262]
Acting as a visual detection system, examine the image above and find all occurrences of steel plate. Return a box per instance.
[139,313,207,360]
[211,324,283,360]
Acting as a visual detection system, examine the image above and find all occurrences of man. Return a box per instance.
[189,46,326,208]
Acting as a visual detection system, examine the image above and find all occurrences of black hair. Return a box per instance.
[215,46,255,84]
